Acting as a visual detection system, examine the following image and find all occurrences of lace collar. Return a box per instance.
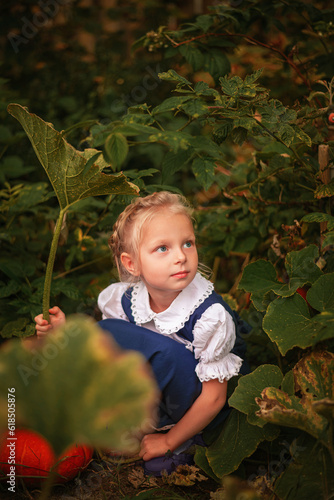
[130,273,214,334]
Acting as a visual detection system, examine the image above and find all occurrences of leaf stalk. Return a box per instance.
[42,208,67,321]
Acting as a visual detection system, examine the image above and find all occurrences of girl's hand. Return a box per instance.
[34,306,66,337]
[139,433,171,461]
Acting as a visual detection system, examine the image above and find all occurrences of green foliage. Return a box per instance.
[7,104,138,321]
[0,316,157,456]
[1,0,334,497]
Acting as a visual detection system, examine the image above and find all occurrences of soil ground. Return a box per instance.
[0,455,222,499]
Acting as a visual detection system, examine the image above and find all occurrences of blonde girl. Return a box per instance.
[35,191,249,476]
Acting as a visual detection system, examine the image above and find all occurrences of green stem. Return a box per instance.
[42,208,67,322]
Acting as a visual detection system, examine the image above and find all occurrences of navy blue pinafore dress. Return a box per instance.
[99,288,250,431]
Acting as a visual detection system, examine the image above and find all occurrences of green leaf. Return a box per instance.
[161,149,191,183]
[194,14,214,33]
[148,130,190,152]
[274,438,334,500]
[239,247,323,310]
[152,96,192,115]
[203,49,230,83]
[104,132,129,169]
[0,318,29,339]
[206,411,279,478]
[321,231,334,248]
[301,212,334,231]
[180,99,208,118]
[179,44,204,71]
[7,104,138,210]
[307,273,334,312]
[158,69,192,86]
[0,280,21,298]
[0,316,157,456]
[262,294,334,355]
[194,81,220,97]
[194,445,220,482]
[229,365,283,427]
[192,156,216,190]
[285,245,323,286]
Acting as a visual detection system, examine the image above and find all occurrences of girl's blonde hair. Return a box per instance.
[109,191,194,282]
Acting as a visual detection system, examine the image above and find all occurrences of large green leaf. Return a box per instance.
[0,316,158,456]
[7,104,138,210]
[229,365,283,427]
[256,351,333,445]
[205,411,279,479]
[274,437,334,500]
[262,294,333,355]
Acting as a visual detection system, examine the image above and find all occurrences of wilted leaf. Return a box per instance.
[205,411,279,478]
[229,365,283,427]
[256,351,333,444]
[163,465,208,486]
[255,387,328,441]
[0,316,158,456]
[314,180,334,199]
[7,104,138,210]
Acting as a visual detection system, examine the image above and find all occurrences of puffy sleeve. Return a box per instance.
[97,282,130,321]
[192,303,243,383]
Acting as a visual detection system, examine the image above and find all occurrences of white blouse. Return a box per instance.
[98,273,243,383]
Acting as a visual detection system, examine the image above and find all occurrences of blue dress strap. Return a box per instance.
[121,287,135,322]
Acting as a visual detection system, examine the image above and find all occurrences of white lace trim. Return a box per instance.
[129,273,214,334]
[195,353,243,383]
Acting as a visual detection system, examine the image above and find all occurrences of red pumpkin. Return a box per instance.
[55,443,94,483]
[0,428,93,487]
[0,428,55,487]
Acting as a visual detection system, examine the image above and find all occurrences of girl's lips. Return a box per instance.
[171,271,189,278]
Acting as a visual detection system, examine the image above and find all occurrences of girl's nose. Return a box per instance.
[175,248,186,263]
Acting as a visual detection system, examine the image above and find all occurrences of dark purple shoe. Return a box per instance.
[143,452,194,477]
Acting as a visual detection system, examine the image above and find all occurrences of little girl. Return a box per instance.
[35,191,249,475]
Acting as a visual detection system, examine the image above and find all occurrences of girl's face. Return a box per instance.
[136,210,198,303]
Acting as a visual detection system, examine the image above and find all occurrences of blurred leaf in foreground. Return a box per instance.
[0,316,158,456]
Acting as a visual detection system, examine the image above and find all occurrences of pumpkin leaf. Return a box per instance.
[205,411,279,478]
[262,294,334,355]
[0,316,158,456]
[7,104,138,210]
[256,351,333,444]
[274,437,334,500]
[229,365,283,427]
[206,410,279,478]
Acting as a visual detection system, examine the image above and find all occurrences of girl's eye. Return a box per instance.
[184,241,193,248]
[156,245,168,253]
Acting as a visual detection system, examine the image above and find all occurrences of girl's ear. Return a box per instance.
[121,252,140,277]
